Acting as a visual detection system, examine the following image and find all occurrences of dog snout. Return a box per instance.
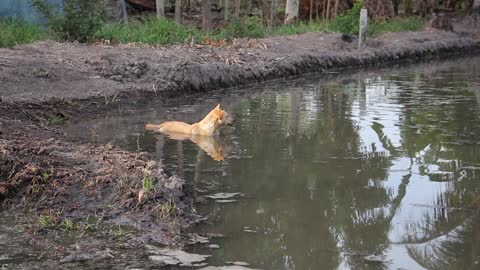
[226,115,234,126]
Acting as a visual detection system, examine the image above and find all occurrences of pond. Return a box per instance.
[64,56,480,270]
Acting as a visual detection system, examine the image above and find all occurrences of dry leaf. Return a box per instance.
[138,189,145,203]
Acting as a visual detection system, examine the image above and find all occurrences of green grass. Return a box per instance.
[0,18,49,48]
[0,14,424,48]
[267,16,424,37]
[368,17,425,36]
[96,15,424,46]
[96,16,205,45]
[267,21,331,36]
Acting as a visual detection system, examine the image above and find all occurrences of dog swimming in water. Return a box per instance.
[145,104,234,136]
[145,104,233,161]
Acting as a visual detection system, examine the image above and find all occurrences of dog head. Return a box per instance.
[212,104,234,128]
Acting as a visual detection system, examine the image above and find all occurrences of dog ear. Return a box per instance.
[215,110,224,119]
[215,103,221,110]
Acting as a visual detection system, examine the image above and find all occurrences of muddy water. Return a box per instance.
[63,57,480,269]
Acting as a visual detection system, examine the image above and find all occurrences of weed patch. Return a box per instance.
[155,199,178,219]
[38,214,57,229]
[60,218,75,231]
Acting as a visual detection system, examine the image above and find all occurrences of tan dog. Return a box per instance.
[145,104,234,136]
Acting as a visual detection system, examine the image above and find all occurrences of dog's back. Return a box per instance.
[145,121,193,134]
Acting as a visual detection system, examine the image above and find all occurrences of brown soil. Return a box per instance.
[1,26,479,102]
[0,101,197,244]
[1,14,480,246]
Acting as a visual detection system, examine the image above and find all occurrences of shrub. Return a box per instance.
[31,0,106,42]
[330,0,363,34]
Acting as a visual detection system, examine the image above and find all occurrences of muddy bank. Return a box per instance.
[0,105,198,245]
[1,28,480,103]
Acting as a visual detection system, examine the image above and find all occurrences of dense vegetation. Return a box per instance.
[3,0,473,47]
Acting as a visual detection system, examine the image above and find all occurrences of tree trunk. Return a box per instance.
[175,0,182,23]
[392,0,400,15]
[202,0,211,30]
[270,0,276,25]
[334,0,339,19]
[120,0,128,24]
[247,0,253,14]
[225,0,229,20]
[464,0,474,11]
[156,0,165,17]
[260,0,271,26]
[326,0,331,21]
[322,0,327,20]
[285,0,299,24]
[309,0,313,22]
[235,0,241,17]
[404,0,413,15]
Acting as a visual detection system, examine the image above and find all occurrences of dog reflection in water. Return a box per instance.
[164,132,225,161]
[145,104,233,161]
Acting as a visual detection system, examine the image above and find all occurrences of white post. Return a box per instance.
[285,0,299,24]
[358,8,368,49]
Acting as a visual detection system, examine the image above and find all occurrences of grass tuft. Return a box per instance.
[142,174,153,193]
[155,199,178,219]
[60,218,75,231]
[41,172,50,182]
[38,214,56,229]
